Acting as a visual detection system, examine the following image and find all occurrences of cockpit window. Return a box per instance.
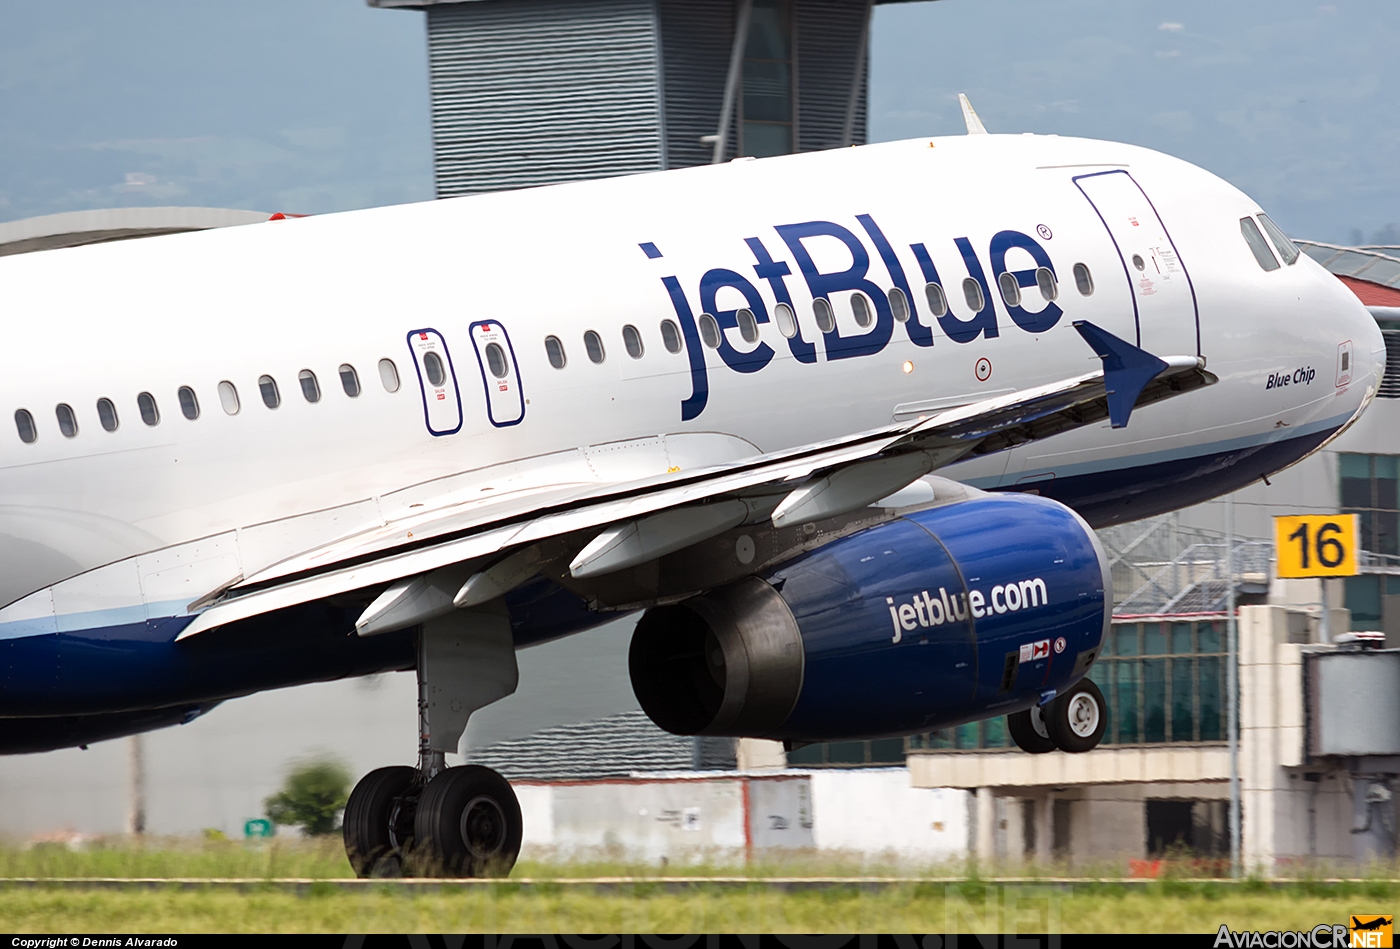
[1257,214,1300,266]
[1240,217,1280,272]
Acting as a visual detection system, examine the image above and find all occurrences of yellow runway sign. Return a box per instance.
[1274,514,1359,578]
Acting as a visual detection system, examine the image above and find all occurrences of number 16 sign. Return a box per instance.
[1274,514,1359,578]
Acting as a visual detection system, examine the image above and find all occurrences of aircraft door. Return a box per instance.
[468,320,525,427]
[1074,170,1199,356]
[407,328,463,436]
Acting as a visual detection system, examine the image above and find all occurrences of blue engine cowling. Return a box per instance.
[629,492,1110,741]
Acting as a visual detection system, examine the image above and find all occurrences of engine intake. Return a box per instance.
[630,577,803,737]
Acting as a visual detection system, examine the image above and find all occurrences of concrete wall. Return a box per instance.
[514,770,967,865]
[807,769,968,864]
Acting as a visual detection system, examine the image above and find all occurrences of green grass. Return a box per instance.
[0,840,1395,933]
[0,880,1394,933]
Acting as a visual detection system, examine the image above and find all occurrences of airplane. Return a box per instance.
[0,125,1380,877]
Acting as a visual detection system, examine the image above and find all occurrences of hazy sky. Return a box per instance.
[0,0,1395,244]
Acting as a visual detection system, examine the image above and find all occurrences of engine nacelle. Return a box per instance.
[629,492,1110,741]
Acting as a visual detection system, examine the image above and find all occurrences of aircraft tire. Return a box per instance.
[414,765,522,878]
[343,765,417,878]
[1007,706,1057,754]
[1046,678,1107,753]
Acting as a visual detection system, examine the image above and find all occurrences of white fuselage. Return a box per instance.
[0,133,1381,623]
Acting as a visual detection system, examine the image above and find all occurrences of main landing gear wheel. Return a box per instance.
[1045,678,1107,753]
[343,765,417,878]
[414,765,522,878]
[1008,704,1057,754]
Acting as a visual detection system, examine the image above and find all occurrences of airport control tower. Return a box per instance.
[369,0,927,196]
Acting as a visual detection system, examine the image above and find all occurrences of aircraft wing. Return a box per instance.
[176,322,1213,640]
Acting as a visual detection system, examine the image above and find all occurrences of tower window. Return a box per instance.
[740,0,794,158]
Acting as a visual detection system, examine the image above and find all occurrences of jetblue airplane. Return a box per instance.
[0,127,1379,876]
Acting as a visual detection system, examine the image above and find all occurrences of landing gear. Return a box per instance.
[1007,678,1107,755]
[343,766,416,877]
[342,613,524,878]
[415,765,522,877]
[1008,704,1056,754]
[1045,678,1106,753]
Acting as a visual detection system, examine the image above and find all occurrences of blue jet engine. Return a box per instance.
[630,492,1110,741]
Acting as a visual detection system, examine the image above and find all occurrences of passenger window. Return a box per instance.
[137,392,160,426]
[378,358,400,393]
[545,336,567,369]
[338,364,360,398]
[962,277,985,312]
[997,272,1021,308]
[1035,267,1058,302]
[1257,214,1300,265]
[1073,263,1094,296]
[96,398,118,432]
[924,282,948,318]
[1240,217,1280,272]
[697,313,722,349]
[259,375,281,409]
[773,303,798,338]
[888,288,910,324]
[659,320,683,353]
[299,370,321,403]
[177,386,199,420]
[850,294,873,329]
[485,342,510,377]
[14,409,35,444]
[1131,254,1145,271]
[584,330,606,364]
[813,298,835,334]
[218,381,240,415]
[56,403,78,438]
[622,324,644,359]
[736,308,760,343]
[423,352,446,386]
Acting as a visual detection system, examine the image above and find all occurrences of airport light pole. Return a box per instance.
[1227,492,1241,878]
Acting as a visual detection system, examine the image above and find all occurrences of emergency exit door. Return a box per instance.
[407,328,463,436]
[468,320,525,428]
[1074,170,1200,357]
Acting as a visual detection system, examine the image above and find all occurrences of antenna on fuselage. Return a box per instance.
[959,93,988,134]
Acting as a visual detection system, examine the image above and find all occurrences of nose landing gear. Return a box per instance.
[1008,678,1107,754]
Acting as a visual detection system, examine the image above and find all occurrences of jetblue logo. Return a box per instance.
[644,215,1063,420]
[886,576,1048,643]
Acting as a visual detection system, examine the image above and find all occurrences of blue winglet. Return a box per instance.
[1072,321,1170,429]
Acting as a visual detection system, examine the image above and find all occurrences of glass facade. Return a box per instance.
[786,737,907,767]
[740,0,794,158]
[1089,620,1226,744]
[898,619,1228,754]
[1340,453,1400,631]
[1341,453,1399,558]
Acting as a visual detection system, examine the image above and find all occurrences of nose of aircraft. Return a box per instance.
[1324,265,1386,405]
